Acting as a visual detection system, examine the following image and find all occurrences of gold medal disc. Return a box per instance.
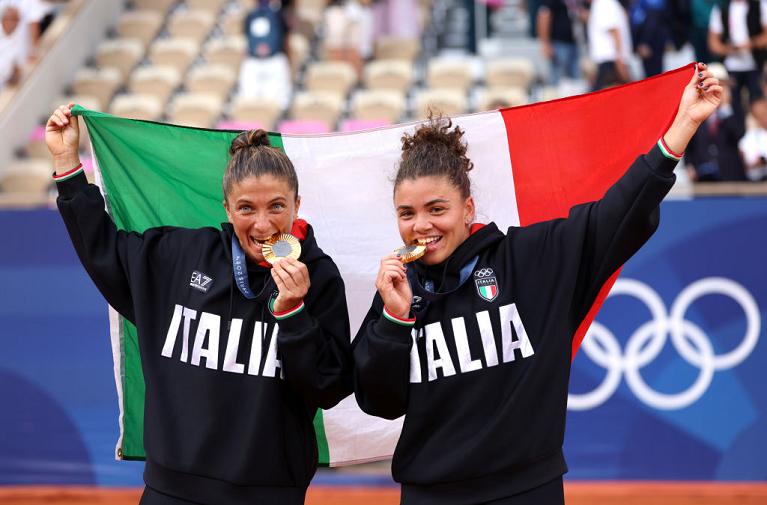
[394,244,426,263]
[263,233,302,264]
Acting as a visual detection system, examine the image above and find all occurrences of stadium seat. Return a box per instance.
[25,126,48,160]
[187,64,237,101]
[116,10,163,46]
[129,66,182,106]
[427,59,474,92]
[71,67,123,112]
[109,94,164,121]
[229,96,283,130]
[304,61,357,95]
[290,91,344,130]
[132,0,176,14]
[216,120,266,132]
[287,33,309,77]
[186,0,229,13]
[486,58,536,89]
[364,60,413,93]
[167,10,215,44]
[278,119,330,134]
[294,0,329,24]
[204,36,247,71]
[168,92,223,129]
[374,36,420,62]
[351,90,405,122]
[95,38,145,80]
[149,38,200,74]
[0,159,52,197]
[414,88,467,119]
[221,9,245,37]
[340,118,390,132]
[476,86,529,111]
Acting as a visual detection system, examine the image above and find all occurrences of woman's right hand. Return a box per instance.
[46,103,81,171]
[375,253,413,319]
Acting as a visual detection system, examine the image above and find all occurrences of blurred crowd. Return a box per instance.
[1,0,766,194]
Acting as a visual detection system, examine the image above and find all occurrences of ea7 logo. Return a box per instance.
[190,271,214,293]
[474,268,498,301]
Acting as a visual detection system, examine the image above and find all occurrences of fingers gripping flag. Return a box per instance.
[75,65,692,465]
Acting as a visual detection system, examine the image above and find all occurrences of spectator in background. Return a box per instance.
[690,0,717,63]
[739,97,767,180]
[373,0,422,39]
[588,0,632,90]
[685,63,747,181]
[0,0,52,61]
[239,0,292,108]
[630,0,670,77]
[323,0,374,77]
[708,0,767,118]
[0,5,23,92]
[537,0,581,85]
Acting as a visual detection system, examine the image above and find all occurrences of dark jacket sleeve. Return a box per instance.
[514,143,677,334]
[276,262,353,410]
[56,171,182,326]
[352,294,413,420]
[56,171,139,323]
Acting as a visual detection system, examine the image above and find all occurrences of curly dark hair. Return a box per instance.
[395,113,473,198]
[223,129,299,200]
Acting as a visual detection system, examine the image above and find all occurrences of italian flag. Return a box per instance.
[74,64,692,466]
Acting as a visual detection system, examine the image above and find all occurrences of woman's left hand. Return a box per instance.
[677,62,723,128]
[271,258,310,313]
[663,62,723,154]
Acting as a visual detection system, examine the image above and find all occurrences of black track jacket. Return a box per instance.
[56,170,352,505]
[353,144,678,504]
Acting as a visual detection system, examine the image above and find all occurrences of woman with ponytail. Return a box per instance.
[353,63,722,505]
[46,105,352,505]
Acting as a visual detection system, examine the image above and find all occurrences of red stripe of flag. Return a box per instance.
[499,64,693,360]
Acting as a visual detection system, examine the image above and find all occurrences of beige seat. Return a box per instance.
[203,36,247,71]
[364,59,413,93]
[116,10,163,46]
[295,0,329,24]
[186,0,228,13]
[222,8,245,36]
[351,90,405,122]
[0,159,52,196]
[304,61,357,95]
[476,87,528,111]
[374,37,420,62]
[167,10,215,44]
[132,0,176,14]
[427,59,473,92]
[290,91,344,130]
[287,32,309,77]
[168,92,223,128]
[129,65,181,105]
[72,67,123,112]
[187,64,237,101]
[148,38,200,74]
[486,58,536,89]
[95,38,145,80]
[414,88,467,119]
[229,96,284,130]
[110,94,164,121]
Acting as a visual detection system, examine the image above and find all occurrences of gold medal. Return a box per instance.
[263,233,302,264]
[394,243,426,263]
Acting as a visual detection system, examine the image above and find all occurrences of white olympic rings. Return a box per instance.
[475,268,495,278]
[567,277,760,411]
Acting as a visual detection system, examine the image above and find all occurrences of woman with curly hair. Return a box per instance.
[353,63,722,505]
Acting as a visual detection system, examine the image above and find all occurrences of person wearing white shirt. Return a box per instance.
[0,5,23,92]
[739,98,767,180]
[588,0,633,90]
[708,0,767,117]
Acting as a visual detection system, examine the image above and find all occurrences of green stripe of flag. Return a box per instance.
[71,106,333,464]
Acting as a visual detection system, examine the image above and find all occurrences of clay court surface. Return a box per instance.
[1,483,766,505]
